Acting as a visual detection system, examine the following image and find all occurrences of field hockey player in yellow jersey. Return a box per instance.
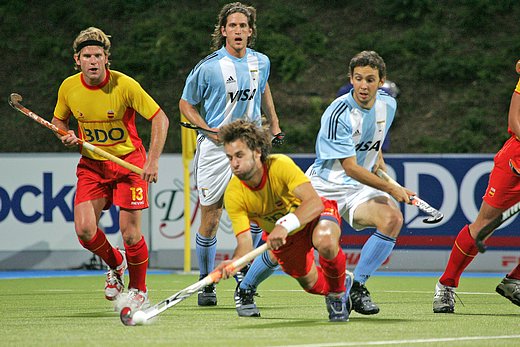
[215,120,353,322]
[51,27,169,312]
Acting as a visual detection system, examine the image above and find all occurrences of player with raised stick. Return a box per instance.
[433,59,520,313]
[51,26,169,311]
[214,119,353,322]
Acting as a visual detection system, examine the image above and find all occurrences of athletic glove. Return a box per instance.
[271,132,285,146]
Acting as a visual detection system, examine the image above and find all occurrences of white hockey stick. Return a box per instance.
[120,243,269,326]
[377,169,444,224]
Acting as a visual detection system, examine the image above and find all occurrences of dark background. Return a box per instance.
[1,0,519,154]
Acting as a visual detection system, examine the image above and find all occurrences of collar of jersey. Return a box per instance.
[80,69,111,90]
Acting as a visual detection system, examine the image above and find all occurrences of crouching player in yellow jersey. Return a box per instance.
[51,27,169,311]
[215,120,353,322]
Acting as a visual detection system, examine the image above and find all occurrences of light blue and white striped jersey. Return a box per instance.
[181,46,270,128]
[310,90,397,186]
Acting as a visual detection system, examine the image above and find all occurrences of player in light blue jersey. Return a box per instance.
[306,51,415,316]
[179,2,283,314]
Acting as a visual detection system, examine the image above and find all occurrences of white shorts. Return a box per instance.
[306,168,393,231]
[193,135,232,206]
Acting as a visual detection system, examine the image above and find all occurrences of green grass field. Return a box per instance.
[1,272,519,346]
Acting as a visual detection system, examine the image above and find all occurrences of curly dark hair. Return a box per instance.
[219,120,271,163]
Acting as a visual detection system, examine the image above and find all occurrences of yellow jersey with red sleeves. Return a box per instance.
[54,70,160,160]
[224,154,310,237]
[515,77,520,94]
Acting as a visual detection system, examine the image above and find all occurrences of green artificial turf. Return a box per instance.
[1,273,519,346]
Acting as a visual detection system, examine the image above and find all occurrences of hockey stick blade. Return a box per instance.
[120,243,269,326]
[376,169,443,224]
[179,121,218,134]
[410,196,444,224]
[475,200,520,253]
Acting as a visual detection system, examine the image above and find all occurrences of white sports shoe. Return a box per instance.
[433,281,456,313]
[104,249,127,301]
[127,288,150,311]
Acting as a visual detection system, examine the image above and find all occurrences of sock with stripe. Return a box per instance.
[304,266,329,295]
[319,250,347,294]
[250,223,264,248]
[78,228,122,269]
[196,232,217,277]
[354,230,396,284]
[124,236,148,292]
[240,250,278,291]
[439,224,478,287]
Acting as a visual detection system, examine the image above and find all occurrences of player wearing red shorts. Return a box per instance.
[433,69,520,313]
[215,120,353,322]
[51,27,169,311]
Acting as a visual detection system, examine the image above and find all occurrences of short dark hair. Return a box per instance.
[349,50,386,80]
[220,120,271,163]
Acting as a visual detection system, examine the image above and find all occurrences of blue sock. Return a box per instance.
[250,223,264,247]
[354,230,396,284]
[240,250,278,291]
[196,232,217,277]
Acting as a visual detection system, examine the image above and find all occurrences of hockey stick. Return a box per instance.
[179,121,286,146]
[376,169,444,224]
[475,201,520,253]
[179,121,218,134]
[9,93,143,175]
[120,243,269,326]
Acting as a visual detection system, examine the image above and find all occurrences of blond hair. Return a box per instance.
[72,27,111,70]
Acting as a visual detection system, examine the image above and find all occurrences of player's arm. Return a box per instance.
[267,182,324,250]
[142,109,169,183]
[508,86,520,137]
[371,150,387,174]
[261,82,282,136]
[51,116,80,147]
[340,156,412,203]
[179,98,219,142]
[217,230,254,280]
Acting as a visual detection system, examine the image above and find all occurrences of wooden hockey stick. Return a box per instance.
[9,93,143,175]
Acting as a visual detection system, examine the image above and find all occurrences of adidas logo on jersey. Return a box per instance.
[353,129,361,136]
[226,76,236,84]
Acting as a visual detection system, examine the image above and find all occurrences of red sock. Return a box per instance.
[439,225,478,287]
[125,236,148,292]
[304,267,329,295]
[507,264,520,280]
[319,250,347,294]
[78,228,122,269]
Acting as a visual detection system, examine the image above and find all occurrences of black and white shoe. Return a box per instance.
[350,281,380,315]
[234,285,260,317]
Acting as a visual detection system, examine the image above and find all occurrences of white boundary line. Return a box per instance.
[269,335,520,347]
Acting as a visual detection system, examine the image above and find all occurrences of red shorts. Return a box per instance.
[483,136,520,209]
[270,198,341,278]
[75,146,148,210]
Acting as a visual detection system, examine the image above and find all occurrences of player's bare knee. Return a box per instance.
[379,211,403,237]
